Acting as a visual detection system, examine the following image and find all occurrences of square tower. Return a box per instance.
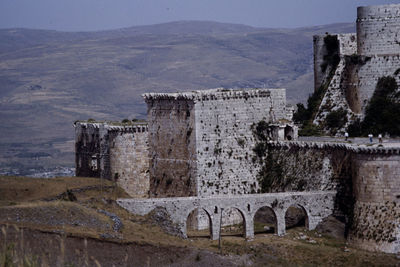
[144,88,296,198]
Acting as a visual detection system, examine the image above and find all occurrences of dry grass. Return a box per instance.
[0,176,125,203]
[0,176,399,266]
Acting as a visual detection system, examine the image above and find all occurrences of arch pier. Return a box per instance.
[117,191,336,240]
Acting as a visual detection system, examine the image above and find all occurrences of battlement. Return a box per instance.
[74,121,148,133]
[143,88,285,102]
[357,4,400,20]
[267,141,400,155]
[357,4,400,56]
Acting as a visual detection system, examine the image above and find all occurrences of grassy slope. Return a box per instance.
[0,176,398,266]
[0,21,355,171]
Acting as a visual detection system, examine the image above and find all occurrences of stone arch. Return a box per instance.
[284,204,309,230]
[221,207,246,237]
[185,207,212,238]
[253,206,278,235]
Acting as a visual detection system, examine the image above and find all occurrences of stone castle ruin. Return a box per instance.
[75,4,400,254]
[75,88,297,198]
[313,4,400,132]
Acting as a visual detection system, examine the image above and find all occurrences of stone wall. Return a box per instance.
[357,4,400,56]
[194,89,290,197]
[260,142,354,220]
[262,141,400,254]
[144,89,292,198]
[350,153,400,254]
[313,34,357,93]
[354,55,400,112]
[75,123,104,178]
[313,34,359,130]
[313,4,400,131]
[144,96,197,197]
[110,129,149,198]
[75,122,150,198]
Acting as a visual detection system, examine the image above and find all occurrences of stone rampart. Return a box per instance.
[265,141,400,254]
[194,88,289,197]
[357,4,400,56]
[353,55,400,112]
[75,122,150,197]
[350,153,400,254]
[144,97,197,198]
[144,88,294,198]
[313,34,357,93]
[313,34,359,129]
[314,4,400,132]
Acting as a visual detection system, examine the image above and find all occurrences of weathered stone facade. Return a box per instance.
[144,88,296,199]
[350,153,400,254]
[313,4,400,130]
[75,88,297,200]
[77,3,399,255]
[118,141,400,253]
[75,122,149,197]
[261,141,400,254]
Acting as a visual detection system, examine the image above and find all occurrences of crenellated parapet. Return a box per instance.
[75,121,148,133]
[143,88,283,102]
[267,141,400,155]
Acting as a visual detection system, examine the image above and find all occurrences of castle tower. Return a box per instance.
[357,4,400,56]
[143,88,296,198]
[75,122,150,198]
[355,4,400,112]
[313,3,400,132]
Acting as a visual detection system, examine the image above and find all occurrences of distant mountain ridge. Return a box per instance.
[0,20,355,173]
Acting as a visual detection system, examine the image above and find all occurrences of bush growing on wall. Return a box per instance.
[293,34,340,136]
[326,108,348,130]
[347,76,400,136]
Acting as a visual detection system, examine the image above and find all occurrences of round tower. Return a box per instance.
[357,4,400,55]
[350,152,400,254]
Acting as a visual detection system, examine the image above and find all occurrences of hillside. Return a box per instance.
[0,21,355,174]
[1,176,399,266]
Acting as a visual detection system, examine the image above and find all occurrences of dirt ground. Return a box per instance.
[0,176,399,266]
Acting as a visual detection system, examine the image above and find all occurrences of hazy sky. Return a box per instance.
[1,0,399,31]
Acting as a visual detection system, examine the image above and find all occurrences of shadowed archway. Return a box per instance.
[285,205,308,230]
[186,208,212,238]
[253,206,277,235]
[221,207,246,237]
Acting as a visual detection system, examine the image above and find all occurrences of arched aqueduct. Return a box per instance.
[117,191,336,240]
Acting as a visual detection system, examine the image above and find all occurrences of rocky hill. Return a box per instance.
[0,21,355,173]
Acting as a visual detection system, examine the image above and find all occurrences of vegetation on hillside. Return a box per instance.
[347,76,400,137]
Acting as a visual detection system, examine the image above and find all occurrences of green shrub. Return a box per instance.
[320,34,340,73]
[347,76,400,136]
[251,120,271,141]
[293,103,309,124]
[293,35,340,135]
[298,123,322,136]
[326,108,348,129]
